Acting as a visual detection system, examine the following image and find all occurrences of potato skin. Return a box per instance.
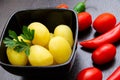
[49,36,72,64]
[28,45,53,66]
[7,47,28,66]
[54,24,73,47]
[28,22,50,46]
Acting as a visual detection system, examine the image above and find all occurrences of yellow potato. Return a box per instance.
[7,47,28,66]
[49,33,54,39]
[49,36,72,64]
[28,45,53,66]
[54,24,73,47]
[44,33,54,49]
[28,22,50,46]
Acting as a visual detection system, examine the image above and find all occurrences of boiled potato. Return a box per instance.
[49,36,72,64]
[28,45,53,66]
[54,24,73,47]
[49,33,54,39]
[28,22,50,46]
[7,47,28,66]
[44,33,54,49]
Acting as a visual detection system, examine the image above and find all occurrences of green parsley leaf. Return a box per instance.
[3,37,17,48]
[8,30,19,41]
[3,26,34,56]
[20,26,34,41]
[25,47,30,56]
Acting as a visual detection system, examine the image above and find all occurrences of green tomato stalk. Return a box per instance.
[73,0,87,13]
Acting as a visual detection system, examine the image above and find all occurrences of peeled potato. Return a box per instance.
[28,45,53,66]
[49,36,72,64]
[49,33,54,39]
[54,24,73,47]
[7,47,28,66]
[28,22,50,46]
[44,33,54,49]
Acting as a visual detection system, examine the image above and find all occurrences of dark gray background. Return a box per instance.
[0,0,120,80]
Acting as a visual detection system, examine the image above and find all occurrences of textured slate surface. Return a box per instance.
[0,0,120,80]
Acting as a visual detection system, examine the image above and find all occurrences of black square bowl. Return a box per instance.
[0,9,78,77]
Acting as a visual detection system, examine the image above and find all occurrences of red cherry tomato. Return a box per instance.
[77,67,102,80]
[78,12,92,31]
[92,44,116,65]
[56,3,69,9]
[93,13,116,33]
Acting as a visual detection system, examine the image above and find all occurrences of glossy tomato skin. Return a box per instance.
[93,13,116,33]
[56,3,69,9]
[77,67,102,80]
[107,66,120,80]
[92,44,116,65]
[78,12,92,31]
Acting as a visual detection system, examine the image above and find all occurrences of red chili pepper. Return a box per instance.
[107,66,120,80]
[80,23,120,49]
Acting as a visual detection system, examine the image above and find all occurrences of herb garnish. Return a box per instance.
[21,26,34,41]
[3,26,34,56]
